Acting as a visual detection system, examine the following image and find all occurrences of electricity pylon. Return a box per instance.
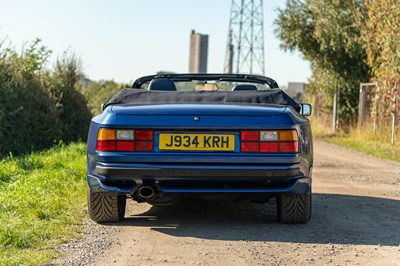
[224,0,265,75]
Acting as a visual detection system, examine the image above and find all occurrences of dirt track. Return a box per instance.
[56,140,400,266]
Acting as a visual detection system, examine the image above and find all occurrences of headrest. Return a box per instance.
[148,78,177,91]
[194,83,218,91]
[232,84,258,91]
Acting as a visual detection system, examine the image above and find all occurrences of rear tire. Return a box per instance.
[277,189,311,224]
[87,188,126,223]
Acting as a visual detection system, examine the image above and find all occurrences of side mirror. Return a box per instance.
[299,103,312,116]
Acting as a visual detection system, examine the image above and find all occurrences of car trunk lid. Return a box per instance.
[112,104,290,127]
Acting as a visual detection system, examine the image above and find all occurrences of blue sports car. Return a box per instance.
[86,74,313,224]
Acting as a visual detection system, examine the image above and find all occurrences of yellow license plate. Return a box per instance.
[159,133,235,151]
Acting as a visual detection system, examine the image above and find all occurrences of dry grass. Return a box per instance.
[310,115,400,163]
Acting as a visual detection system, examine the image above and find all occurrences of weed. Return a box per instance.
[311,116,400,163]
[0,143,87,265]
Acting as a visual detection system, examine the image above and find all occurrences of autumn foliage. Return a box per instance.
[363,0,399,120]
[275,0,399,125]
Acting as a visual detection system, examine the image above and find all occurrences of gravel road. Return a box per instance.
[54,140,400,266]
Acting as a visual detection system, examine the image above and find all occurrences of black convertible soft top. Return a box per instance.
[104,89,300,111]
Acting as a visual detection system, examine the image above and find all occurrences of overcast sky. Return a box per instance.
[0,0,311,86]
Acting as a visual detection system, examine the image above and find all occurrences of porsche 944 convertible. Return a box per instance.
[86,74,313,224]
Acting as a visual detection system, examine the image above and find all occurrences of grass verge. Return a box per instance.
[326,135,400,163]
[311,116,400,163]
[0,143,87,265]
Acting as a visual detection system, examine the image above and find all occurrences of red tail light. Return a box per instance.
[96,129,153,152]
[135,130,153,141]
[260,142,279,153]
[279,142,298,153]
[134,130,153,151]
[241,142,259,152]
[116,141,135,151]
[96,140,116,151]
[241,131,259,141]
[135,141,153,151]
[241,130,298,153]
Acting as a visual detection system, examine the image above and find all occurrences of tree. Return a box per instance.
[275,0,371,124]
[363,0,400,80]
[362,0,400,120]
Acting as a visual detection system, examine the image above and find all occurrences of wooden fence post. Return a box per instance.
[392,94,397,145]
[332,89,338,132]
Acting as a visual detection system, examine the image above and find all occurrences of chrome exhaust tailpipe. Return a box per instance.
[137,186,156,200]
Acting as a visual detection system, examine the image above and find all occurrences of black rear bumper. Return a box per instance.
[88,162,311,196]
[95,164,300,179]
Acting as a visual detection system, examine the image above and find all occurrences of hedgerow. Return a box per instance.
[0,39,91,157]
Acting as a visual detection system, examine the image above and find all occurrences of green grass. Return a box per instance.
[310,116,400,163]
[0,143,87,265]
[0,120,397,265]
[328,136,400,163]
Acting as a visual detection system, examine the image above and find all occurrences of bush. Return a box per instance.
[49,53,91,142]
[0,39,91,157]
[79,79,128,116]
[0,40,61,156]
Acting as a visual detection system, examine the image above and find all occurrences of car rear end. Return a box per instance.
[86,103,313,224]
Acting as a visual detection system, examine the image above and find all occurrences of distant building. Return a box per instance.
[285,82,307,102]
[189,30,208,73]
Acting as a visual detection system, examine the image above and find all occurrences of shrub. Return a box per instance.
[48,53,91,142]
[79,79,128,116]
[0,39,91,157]
[0,40,61,156]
